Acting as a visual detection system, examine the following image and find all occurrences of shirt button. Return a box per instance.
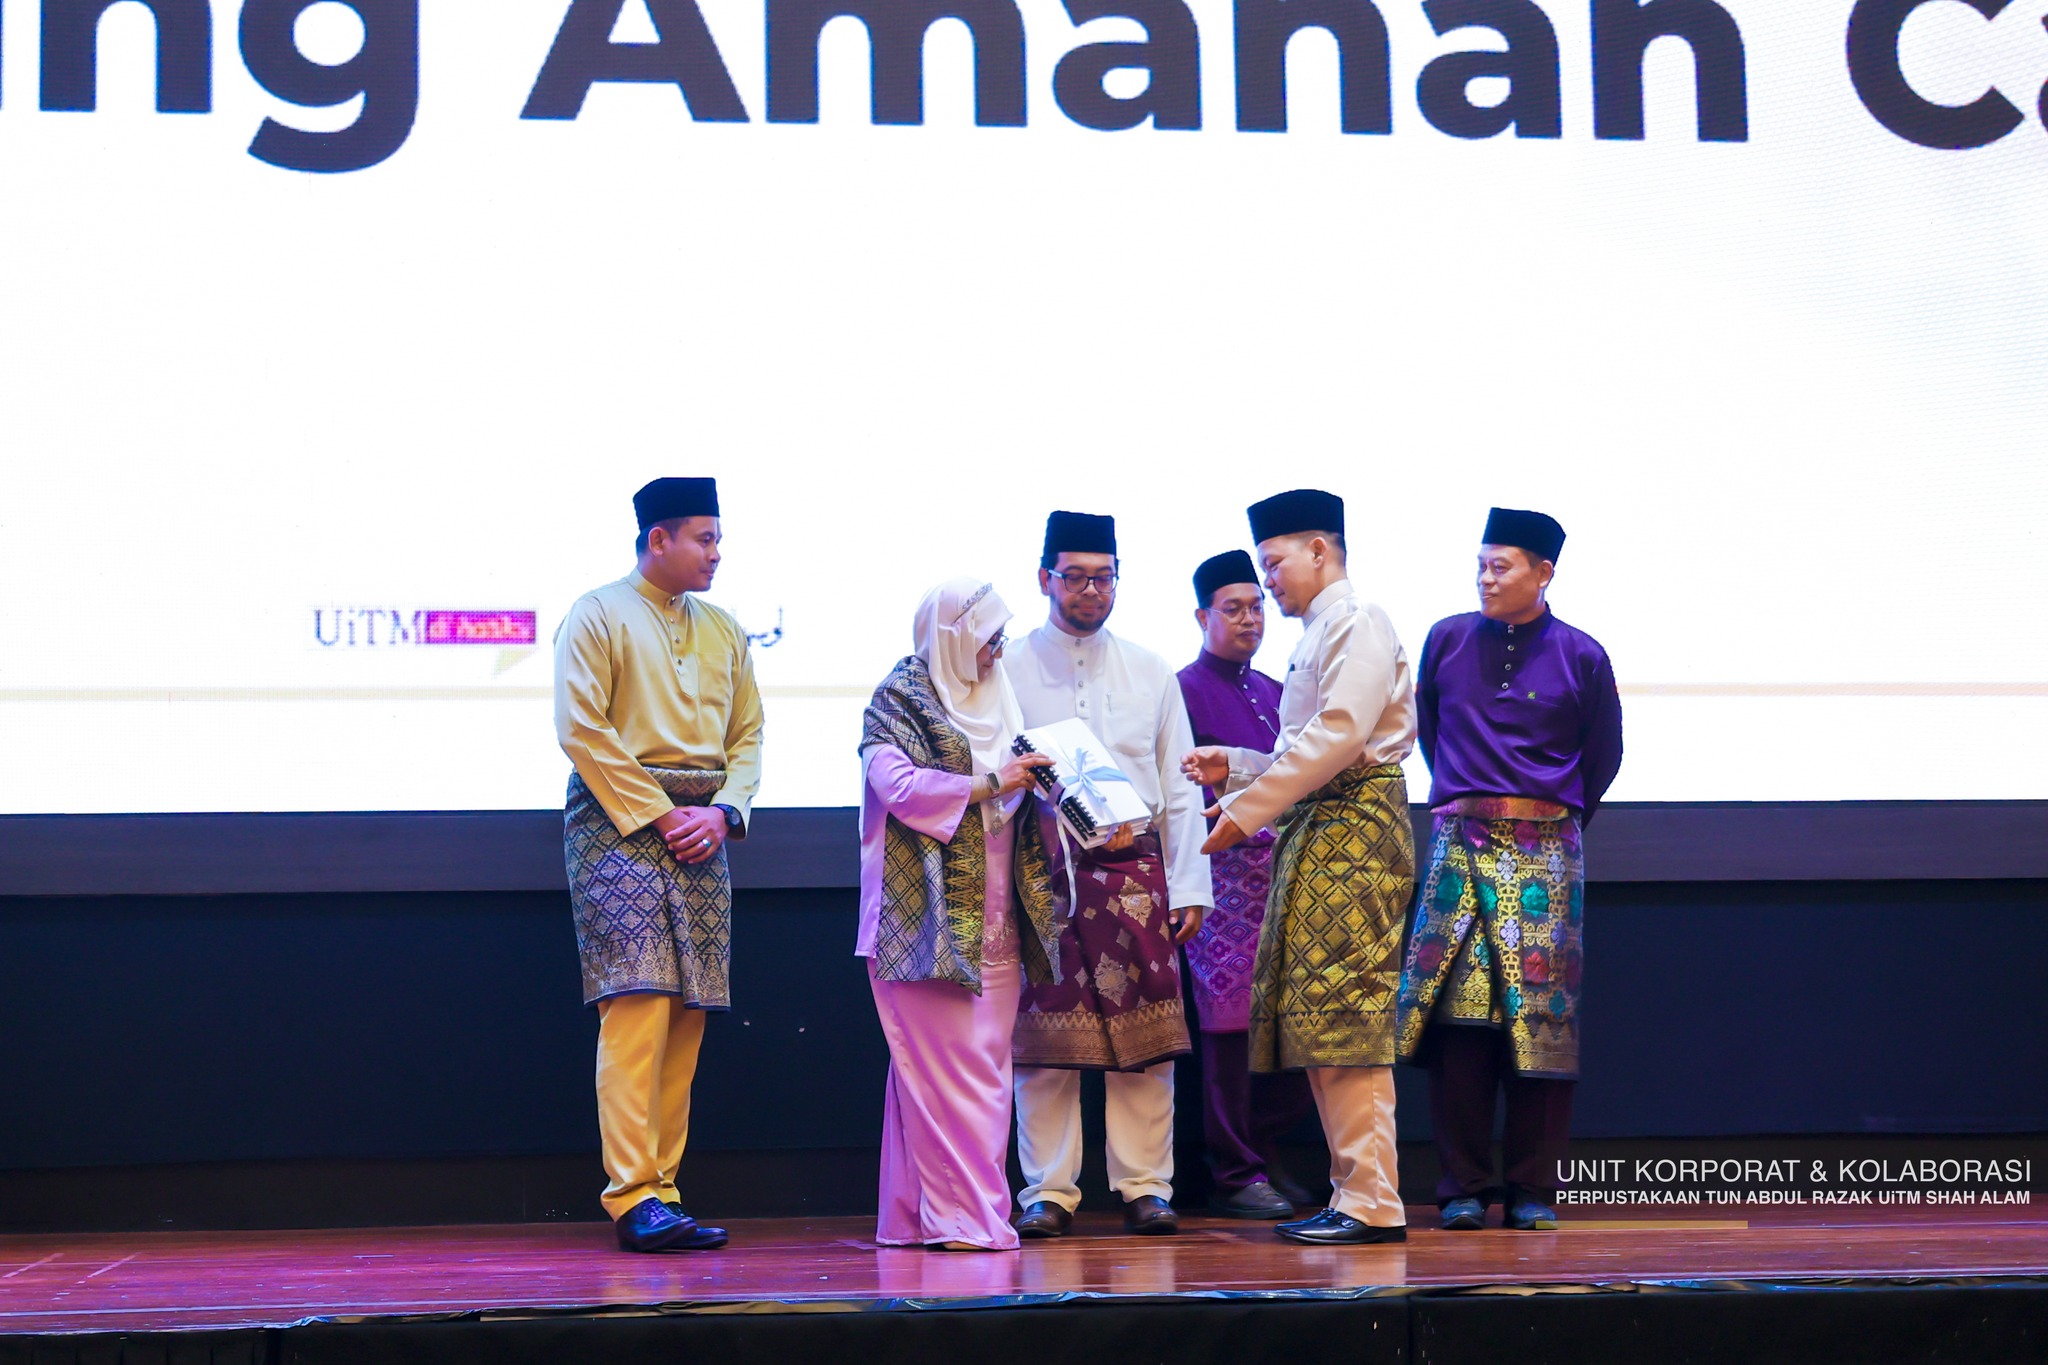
[1505,663,1514,672]
[1507,645,1515,652]
[1501,683,1510,691]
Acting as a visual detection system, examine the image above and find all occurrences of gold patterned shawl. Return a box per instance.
[860,655,1062,992]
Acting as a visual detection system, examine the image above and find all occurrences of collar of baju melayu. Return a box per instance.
[1482,607,1554,638]
[1304,578,1352,626]
[1039,621,1110,662]
[1196,648,1251,680]
[629,570,684,611]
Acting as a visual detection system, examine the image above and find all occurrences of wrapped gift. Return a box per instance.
[1012,718,1153,850]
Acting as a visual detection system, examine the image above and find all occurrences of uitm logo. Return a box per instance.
[313,608,539,673]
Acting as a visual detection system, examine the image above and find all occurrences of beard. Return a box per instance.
[1054,596,1110,635]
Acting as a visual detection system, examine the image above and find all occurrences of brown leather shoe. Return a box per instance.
[1124,1195,1180,1235]
[1013,1201,1073,1238]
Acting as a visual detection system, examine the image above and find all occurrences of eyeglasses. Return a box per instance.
[1050,570,1118,594]
[1211,601,1265,622]
[984,632,1007,656]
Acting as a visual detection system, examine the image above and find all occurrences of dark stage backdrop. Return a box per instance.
[2,878,2044,1178]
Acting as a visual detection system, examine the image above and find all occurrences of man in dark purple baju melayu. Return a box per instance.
[1395,509,1624,1233]
[1176,551,1319,1220]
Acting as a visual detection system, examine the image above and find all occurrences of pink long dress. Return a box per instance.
[858,746,1025,1251]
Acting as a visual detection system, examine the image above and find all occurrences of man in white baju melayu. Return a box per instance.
[1006,511,1212,1238]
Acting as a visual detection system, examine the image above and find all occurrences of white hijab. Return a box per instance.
[913,577,1025,784]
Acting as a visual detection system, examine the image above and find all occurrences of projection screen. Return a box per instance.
[1,0,2042,813]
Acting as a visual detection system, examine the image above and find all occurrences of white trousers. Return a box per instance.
[1310,1065,1404,1227]
[1014,1062,1175,1211]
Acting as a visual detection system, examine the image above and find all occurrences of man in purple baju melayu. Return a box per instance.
[1395,508,1624,1233]
[1176,551,1319,1220]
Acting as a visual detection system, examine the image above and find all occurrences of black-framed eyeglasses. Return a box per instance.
[1051,570,1118,594]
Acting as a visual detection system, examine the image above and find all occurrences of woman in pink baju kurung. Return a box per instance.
[857,578,1054,1252]
[859,751,1026,1250]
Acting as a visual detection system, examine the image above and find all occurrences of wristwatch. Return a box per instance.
[714,803,742,832]
[983,773,1002,800]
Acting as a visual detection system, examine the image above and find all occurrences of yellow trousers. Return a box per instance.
[595,992,707,1221]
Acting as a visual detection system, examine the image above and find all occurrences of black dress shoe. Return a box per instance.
[1275,1208,1406,1245]
[1124,1195,1180,1235]
[1013,1201,1073,1238]
[658,1202,731,1249]
[1208,1180,1297,1220]
[616,1196,703,1252]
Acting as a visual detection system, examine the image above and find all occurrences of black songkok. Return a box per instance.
[1043,510,1117,561]
[1247,489,1344,545]
[1482,507,1566,563]
[633,477,720,530]
[1193,550,1259,606]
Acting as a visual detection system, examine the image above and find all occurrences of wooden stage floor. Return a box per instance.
[4,1203,2046,1336]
